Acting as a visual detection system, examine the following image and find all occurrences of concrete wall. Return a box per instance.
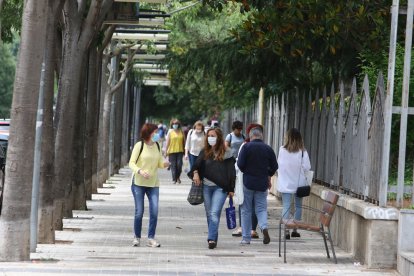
[271,177,399,269]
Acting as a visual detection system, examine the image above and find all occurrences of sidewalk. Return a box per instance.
[1,168,398,275]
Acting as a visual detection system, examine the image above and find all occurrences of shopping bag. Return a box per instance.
[187,182,204,205]
[233,170,244,205]
[305,170,314,186]
[225,197,237,229]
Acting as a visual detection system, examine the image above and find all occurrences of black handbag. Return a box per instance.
[187,182,204,205]
[295,151,311,198]
[296,185,310,198]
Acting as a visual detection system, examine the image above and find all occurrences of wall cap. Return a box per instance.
[311,184,399,220]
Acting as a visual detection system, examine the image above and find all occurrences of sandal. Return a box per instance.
[251,230,259,239]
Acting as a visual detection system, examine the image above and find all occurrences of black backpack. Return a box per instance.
[135,140,161,164]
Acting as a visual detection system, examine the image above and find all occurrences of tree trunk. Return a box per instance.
[84,47,99,199]
[0,0,47,261]
[113,86,123,173]
[37,0,65,244]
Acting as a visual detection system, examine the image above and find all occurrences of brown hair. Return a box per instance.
[204,128,226,161]
[140,123,158,141]
[283,128,305,153]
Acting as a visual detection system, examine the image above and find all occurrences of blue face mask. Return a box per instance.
[152,133,160,142]
[172,124,179,130]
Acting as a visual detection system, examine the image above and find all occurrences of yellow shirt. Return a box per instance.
[167,130,185,154]
[129,141,164,187]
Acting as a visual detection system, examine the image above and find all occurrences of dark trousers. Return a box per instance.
[169,152,184,182]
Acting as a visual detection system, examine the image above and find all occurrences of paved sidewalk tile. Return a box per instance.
[0,168,398,275]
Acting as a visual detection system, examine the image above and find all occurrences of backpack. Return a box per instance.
[228,133,245,145]
[135,140,161,164]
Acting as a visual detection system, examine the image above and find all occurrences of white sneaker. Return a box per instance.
[132,237,140,247]
[147,239,161,247]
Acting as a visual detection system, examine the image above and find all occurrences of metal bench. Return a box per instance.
[278,190,340,264]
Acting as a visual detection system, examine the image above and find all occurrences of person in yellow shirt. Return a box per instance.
[129,123,169,248]
[165,119,185,184]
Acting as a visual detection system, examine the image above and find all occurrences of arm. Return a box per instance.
[268,149,278,176]
[224,133,231,149]
[184,130,192,158]
[303,150,311,171]
[128,142,141,175]
[236,145,247,172]
[165,131,171,156]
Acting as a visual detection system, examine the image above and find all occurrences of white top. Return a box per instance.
[277,146,311,193]
[185,129,204,156]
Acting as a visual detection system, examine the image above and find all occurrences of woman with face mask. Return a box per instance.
[184,120,205,170]
[129,123,170,247]
[165,119,186,184]
[188,128,236,249]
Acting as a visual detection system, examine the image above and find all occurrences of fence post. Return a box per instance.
[380,0,400,207]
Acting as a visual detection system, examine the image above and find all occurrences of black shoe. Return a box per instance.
[291,231,301,238]
[285,232,290,240]
[208,240,217,249]
[262,229,270,244]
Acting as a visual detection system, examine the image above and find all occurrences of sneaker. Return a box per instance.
[291,231,301,238]
[147,239,161,248]
[132,237,140,247]
[208,240,217,249]
[232,227,242,237]
[177,178,181,184]
[251,230,259,239]
[262,229,270,244]
[240,239,250,245]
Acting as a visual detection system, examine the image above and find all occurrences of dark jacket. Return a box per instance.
[187,149,236,193]
[237,139,278,192]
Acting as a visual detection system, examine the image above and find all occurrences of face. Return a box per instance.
[234,128,242,135]
[195,126,203,132]
[207,130,218,146]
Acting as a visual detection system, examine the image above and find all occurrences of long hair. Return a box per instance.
[204,128,226,161]
[283,128,305,153]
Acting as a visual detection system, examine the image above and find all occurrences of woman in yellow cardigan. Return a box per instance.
[129,123,169,247]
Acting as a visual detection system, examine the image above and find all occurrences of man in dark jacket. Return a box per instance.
[237,126,278,245]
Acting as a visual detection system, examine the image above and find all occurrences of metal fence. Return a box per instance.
[222,74,393,204]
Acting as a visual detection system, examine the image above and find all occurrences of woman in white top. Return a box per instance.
[277,128,311,239]
[185,120,205,170]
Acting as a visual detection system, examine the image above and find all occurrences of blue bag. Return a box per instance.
[225,197,237,229]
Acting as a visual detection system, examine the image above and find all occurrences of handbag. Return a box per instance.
[187,182,204,205]
[225,197,237,229]
[233,169,244,205]
[295,151,312,198]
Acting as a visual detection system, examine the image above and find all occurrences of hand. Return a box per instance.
[193,176,201,185]
[228,192,234,197]
[139,170,150,179]
[268,176,272,190]
[163,161,170,168]
[184,155,188,160]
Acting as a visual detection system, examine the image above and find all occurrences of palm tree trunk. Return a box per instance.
[0,0,47,261]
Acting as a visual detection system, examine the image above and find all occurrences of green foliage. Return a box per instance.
[358,44,414,170]
[0,0,23,42]
[0,42,16,118]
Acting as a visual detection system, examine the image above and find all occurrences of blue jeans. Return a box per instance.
[241,186,268,241]
[203,185,228,242]
[188,153,198,170]
[281,192,303,220]
[131,184,159,239]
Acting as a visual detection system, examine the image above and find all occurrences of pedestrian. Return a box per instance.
[157,120,167,152]
[232,123,263,239]
[189,127,236,249]
[225,120,245,159]
[237,126,278,245]
[165,119,185,184]
[184,120,205,170]
[276,128,311,239]
[129,123,170,247]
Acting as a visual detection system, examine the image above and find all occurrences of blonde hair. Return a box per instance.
[283,128,305,153]
[193,120,204,132]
